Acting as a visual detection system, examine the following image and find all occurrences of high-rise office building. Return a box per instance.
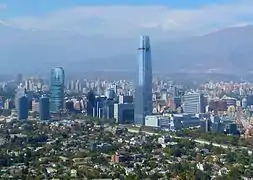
[15,87,25,109]
[134,35,153,125]
[182,92,205,114]
[65,100,74,112]
[17,95,29,120]
[39,95,50,120]
[105,88,116,99]
[114,103,134,124]
[102,99,115,120]
[50,67,65,113]
[119,95,133,104]
[4,99,14,110]
[94,96,107,118]
[87,90,96,116]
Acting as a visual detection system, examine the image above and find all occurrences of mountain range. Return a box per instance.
[0,25,253,75]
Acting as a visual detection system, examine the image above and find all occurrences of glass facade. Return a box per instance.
[18,95,29,120]
[39,96,50,120]
[50,67,65,113]
[134,36,153,125]
[182,93,205,114]
[87,90,96,117]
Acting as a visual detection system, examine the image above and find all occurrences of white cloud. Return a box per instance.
[3,0,253,37]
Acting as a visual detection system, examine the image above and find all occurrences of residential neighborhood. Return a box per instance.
[0,118,252,179]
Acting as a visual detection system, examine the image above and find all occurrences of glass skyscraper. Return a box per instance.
[87,90,96,117]
[134,36,153,125]
[50,67,65,113]
[17,95,29,120]
[39,95,50,120]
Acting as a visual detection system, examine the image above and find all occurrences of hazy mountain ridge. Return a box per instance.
[82,25,253,74]
[0,25,253,75]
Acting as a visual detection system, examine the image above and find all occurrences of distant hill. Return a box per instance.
[88,25,253,74]
[63,25,253,75]
[0,24,253,75]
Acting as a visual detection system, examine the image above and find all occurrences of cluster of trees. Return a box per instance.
[226,149,252,166]
[125,162,210,180]
[175,129,250,147]
[163,139,196,158]
[69,113,115,125]
[215,165,253,180]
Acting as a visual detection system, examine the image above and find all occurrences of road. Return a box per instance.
[127,128,233,149]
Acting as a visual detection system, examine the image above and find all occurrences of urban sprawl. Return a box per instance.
[0,36,253,179]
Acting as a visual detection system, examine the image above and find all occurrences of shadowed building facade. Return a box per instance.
[50,67,65,113]
[134,36,153,125]
[17,95,29,120]
[87,90,96,117]
[39,95,50,120]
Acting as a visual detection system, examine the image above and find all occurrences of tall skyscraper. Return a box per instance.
[87,90,96,117]
[94,96,107,118]
[134,36,153,125]
[17,95,29,120]
[50,67,65,113]
[39,95,50,120]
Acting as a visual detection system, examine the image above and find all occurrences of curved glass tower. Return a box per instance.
[134,36,153,125]
[50,67,65,113]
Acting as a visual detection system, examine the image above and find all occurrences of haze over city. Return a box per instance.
[0,1,253,179]
[0,0,253,74]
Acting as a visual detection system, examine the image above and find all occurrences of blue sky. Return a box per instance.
[0,0,252,38]
[0,0,240,17]
[0,0,252,73]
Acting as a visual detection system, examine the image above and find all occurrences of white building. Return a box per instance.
[145,115,170,128]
